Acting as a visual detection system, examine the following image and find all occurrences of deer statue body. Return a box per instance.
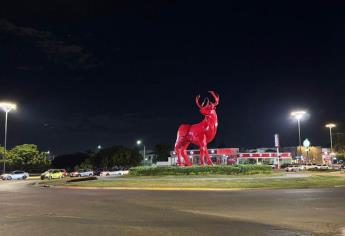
[174,91,220,166]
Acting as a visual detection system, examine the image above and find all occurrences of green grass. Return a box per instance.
[48,175,345,190]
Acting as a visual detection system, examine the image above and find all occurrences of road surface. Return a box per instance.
[0,180,344,236]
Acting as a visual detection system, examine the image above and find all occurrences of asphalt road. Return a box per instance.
[0,180,344,236]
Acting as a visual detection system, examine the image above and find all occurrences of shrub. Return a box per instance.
[66,176,97,182]
[129,165,272,176]
[307,168,335,172]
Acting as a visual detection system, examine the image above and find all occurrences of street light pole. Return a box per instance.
[3,111,8,174]
[143,144,146,162]
[329,127,333,152]
[291,110,307,160]
[136,140,146,164]
[297,118,302,156]
[0,102,17,174]
[325,123,336,153]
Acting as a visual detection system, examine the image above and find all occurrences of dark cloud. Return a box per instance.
[0,19,99,70]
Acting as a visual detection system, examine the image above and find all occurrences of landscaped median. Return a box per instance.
[129,165,273,176]
[37,173,345,191]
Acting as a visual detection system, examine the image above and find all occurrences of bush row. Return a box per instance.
[129,165,272,176]
[307,168,335,172]
[66,176,97,183]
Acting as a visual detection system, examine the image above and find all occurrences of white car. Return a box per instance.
[100,170,129,177]
[70,169,94,177]
[330,164,342,170]
[1,170,29,180]
[285,165,304,172]
[316,164,330,170]
[302,164,317,170]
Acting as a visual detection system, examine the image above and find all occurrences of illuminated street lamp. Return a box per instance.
[325,123,336,153]
[291,110,307,157]
[136,140,146,163]
[303,138,311,163]
[0,102,17,174]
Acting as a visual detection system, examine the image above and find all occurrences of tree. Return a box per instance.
[5,144,50,172]
[93,145,141,169]
[11,144,39,165]
[52,152,91,171]
[334,134,345,153]
[27,152,50,172]
[154,144,170,162]
[0,146,15,171]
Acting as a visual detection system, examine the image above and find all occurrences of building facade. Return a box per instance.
[167,148,292,166]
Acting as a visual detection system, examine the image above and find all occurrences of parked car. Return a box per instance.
[268,164,276,170]
[285,165,304,172]
[59,169,68,177]
[330,164,342,170]
[316,164,330,170]
[41,169,52,180]
[302,164,317,170]
[70,169,94,177]
[41,169,65,180]
[93,169,105,176]
[1,170,29,180]
[41,169,64,180]
[100,170,129,177]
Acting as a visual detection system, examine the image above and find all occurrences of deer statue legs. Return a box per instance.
[198,136,213,166]
[181,143,192,166]
[175,142,192,166]
[175,135,214,166]
[174,144,183,166]
[205,149,213,165]
[199,147,214,166]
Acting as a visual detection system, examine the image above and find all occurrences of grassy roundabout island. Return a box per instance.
[129,165,273,176]
[37,165,345,190]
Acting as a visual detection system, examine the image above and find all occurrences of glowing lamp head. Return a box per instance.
[325,123,336,129]
[136,140,142,145]
[291,110,306,120]
[0,102,17,113]
[303,138,311,148]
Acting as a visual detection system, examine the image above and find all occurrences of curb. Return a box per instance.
[58,186,245,191]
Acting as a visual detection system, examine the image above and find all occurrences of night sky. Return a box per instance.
[0,1,344,154]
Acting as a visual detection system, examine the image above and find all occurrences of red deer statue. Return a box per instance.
[174,91,220,166]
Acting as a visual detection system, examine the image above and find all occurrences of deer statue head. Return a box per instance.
[195,91,219,116]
